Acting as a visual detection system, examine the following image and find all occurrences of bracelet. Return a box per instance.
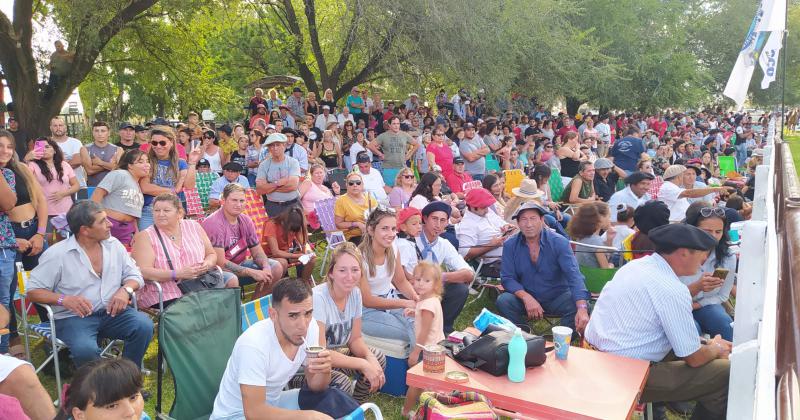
[37,227,47,235]
[56,294,65,306]
[171,270,176,281]
[577,303,589,310]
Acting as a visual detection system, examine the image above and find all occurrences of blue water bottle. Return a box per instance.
[507,328,527,383]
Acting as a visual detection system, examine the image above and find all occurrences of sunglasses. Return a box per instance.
[403,175,415,179]
[348,180,362,186]
[699,207,726,218]
[150,140,168,147]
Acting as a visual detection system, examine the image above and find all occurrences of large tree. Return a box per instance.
[0,0,160,139]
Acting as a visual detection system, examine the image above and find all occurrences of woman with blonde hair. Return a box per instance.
[320,88,336,114]
[287,242,387,402]
[314,129,342,169]
[388,167,416,211]
[266,88,282,111]
[305,91,320,115]
[334,172,378,243]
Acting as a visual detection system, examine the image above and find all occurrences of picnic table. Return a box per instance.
[407,345,650,419]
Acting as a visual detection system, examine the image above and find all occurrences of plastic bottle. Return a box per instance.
[507,328,527,383]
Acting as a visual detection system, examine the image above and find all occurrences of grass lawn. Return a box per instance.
[785,133,800,176]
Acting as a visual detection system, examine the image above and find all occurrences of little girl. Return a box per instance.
[401,261,445,417]
[611,205,635,266]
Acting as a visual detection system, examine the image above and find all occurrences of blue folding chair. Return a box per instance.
[241,294,272,332]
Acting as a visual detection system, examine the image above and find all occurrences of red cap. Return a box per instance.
[465,188,496,208]
[398,207,422,226]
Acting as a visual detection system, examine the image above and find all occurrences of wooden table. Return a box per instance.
[407,346,650,420]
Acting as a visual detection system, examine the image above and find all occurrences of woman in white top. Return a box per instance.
[358,208,419,346]
[201,130,227,173]
[348,131,372,168]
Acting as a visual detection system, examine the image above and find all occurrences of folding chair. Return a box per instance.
[194,172,220,210]
[485,154,501,173]
[241,294,272,332]
[340,403,384,420]
[16,262,133,404]
[156,289,241,419]
[243,188,269,237]
[503,169,524,196]
[465,258,503,305]
[718,155,737,177]
[579,266,618,302]
[314,196,346,273]
[183,187,204,220]
[462,180,482,193]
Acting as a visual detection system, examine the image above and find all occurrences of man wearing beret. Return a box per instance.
[456,188,517,277]
[398,201,473,334]
[585,223,731,419]
[498,202,590,334]
[607,171,655,222]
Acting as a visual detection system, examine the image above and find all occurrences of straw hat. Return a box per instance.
[662,164,688,181]
[511,179,544,200]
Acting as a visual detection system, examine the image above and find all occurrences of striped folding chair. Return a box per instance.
[194,172,220,210]
[243,189,269,238]
[503,169,524,196]
[241,294,272,332]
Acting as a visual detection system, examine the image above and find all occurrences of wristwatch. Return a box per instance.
[124,286,134,298]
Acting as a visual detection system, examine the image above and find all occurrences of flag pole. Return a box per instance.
[780,0,788,137]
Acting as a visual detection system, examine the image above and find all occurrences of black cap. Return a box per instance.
[292,87,302,93]
[624,171,655,185]
[118,121,134,130]
[633,200,670,234]
[649,224,718,251]
[151,117,169,126]
[421,201,452,218]
[134,125,147,132]
[222,162,243,172]
[217,124,233,136]
[453,157,465,164]
[196,158,211,167]
[356,151,371,163]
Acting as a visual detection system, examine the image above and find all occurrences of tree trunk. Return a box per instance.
[566,97,584,117]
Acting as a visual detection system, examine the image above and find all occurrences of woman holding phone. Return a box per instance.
[678,201,736,341]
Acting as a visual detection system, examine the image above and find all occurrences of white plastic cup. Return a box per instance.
[552,326,573,360]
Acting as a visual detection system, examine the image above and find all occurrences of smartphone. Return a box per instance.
[34,140,46,155]
[191,139,201,150]
[712,268,730,280]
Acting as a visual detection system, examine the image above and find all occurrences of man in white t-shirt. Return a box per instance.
[354,152,389,204]
[658,165,728,222]
[47,116,83,167]
[211,279,333,420]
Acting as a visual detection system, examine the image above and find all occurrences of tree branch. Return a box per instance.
[329,0,363,85]
[302,0,329,84]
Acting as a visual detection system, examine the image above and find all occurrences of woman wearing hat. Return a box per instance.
[678,201,735,341]
[592,158,626,202]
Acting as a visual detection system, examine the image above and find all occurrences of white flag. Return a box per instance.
[756,0,787,32]
[759,30,783,89]
[723,6,765,107]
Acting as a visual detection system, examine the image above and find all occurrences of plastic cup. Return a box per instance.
[306,346,324,359]
[552,326,573,360]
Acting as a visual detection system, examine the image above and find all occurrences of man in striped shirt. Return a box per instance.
[585,223,731,419]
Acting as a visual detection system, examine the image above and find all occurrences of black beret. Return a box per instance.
[625,171,655,185]
[633,200,670,234]
[648,224,718,251]
[421,201,451,218]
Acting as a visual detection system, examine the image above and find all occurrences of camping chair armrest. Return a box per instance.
[569,240,618,252]
[145,280,165,313]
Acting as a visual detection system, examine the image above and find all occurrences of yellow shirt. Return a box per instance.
[219,137,238,155]
[334,193,377,239]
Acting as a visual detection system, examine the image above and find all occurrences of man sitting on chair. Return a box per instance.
[456,188,516,277]
[26,201,153,368]
[202,183,282,299]
[584,224,731,419]
[497,202,590,334]
[208,162,250,210]
[211,278,334,420]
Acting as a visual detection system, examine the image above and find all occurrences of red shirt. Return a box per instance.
[556,125,577,139]
[445,171,474,194]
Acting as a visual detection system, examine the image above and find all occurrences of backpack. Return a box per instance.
[413,391,498,420]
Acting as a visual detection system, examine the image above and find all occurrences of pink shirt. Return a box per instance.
[301,181,333,214]
[137,219,208,308]
[28,161,75,215]
[415,296,445,346]
[427,142,454,177]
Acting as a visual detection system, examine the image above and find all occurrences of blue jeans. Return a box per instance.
[138,204,154,231]
[471,174,485,182]
[693,304,733,341]
[9,219,47,338]
[55,307,153,367]
[496,289,578,332]
[361,306,416,346]
[543,213,569,238]
[735,143,747,169]
[0,248,17,353]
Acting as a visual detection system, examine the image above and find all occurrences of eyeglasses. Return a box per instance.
[150,140,168,147]
[348,180,362,186]
[402,175,415,179]
[699,207,726,218]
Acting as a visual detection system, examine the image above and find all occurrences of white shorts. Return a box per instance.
[0,354,30,382]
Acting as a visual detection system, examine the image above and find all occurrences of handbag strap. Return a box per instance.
[152,226,175,271]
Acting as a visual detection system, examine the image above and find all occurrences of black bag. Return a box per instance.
[451,327,548,376]
[153,225,226,295]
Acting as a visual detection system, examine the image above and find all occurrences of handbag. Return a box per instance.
[153,225,225,294]
[450,326,548,376]
[413,391,498,420]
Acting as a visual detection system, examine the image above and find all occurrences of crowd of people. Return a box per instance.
[0,87,771,419]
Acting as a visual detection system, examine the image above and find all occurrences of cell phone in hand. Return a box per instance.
[34,140,46,155]
[712,268,729,280]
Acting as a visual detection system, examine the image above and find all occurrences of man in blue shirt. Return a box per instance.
[610,126,647,173]
[497,202,590,334]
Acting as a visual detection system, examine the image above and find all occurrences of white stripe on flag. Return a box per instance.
[756,0,787,32]
[759,30,783,89]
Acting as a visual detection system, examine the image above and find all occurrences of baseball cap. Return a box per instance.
[222,162,244,172]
